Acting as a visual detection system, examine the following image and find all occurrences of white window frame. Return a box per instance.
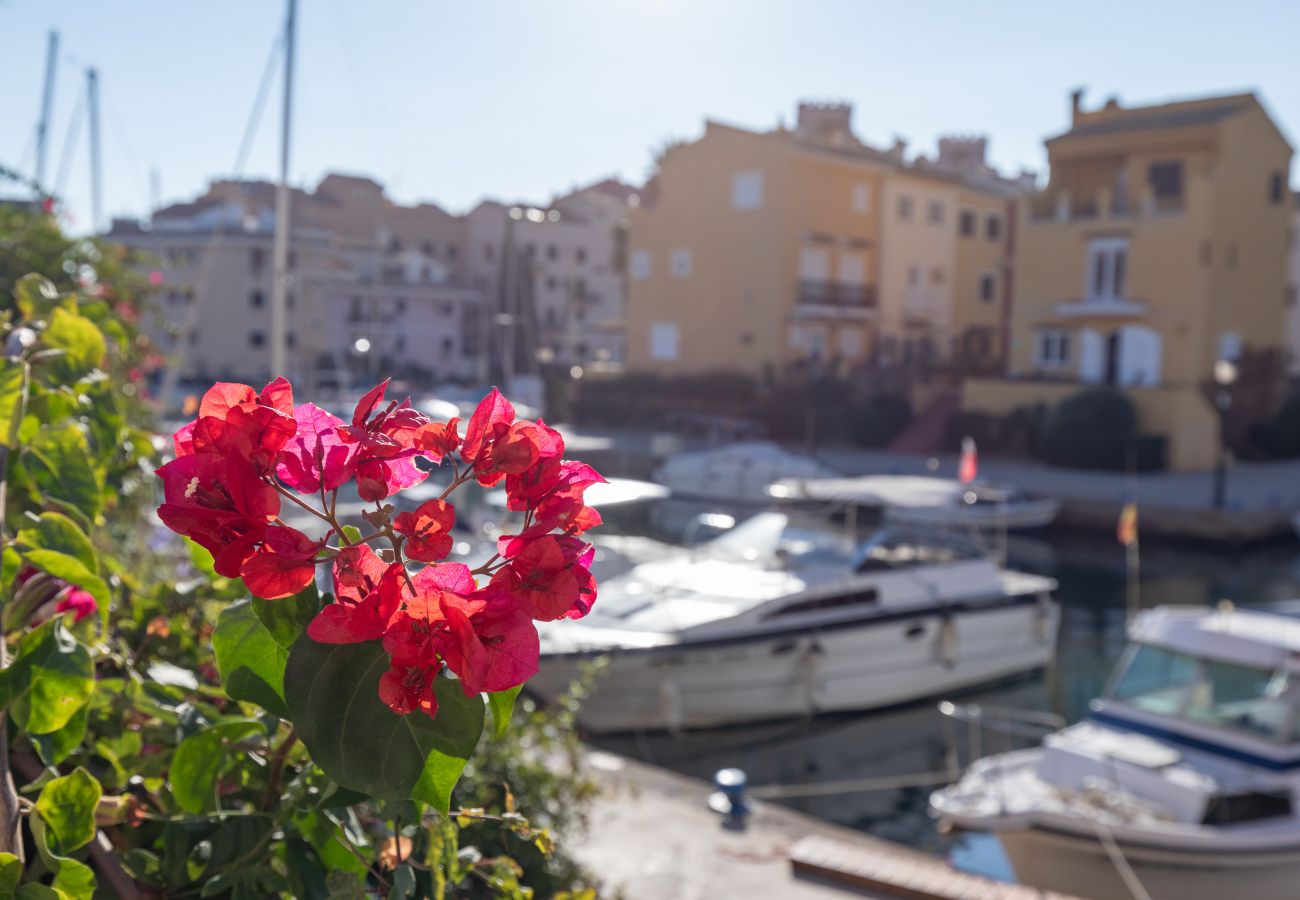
[1086,237,1129,300]
[649,322,680,361]
[732,170,763,210]
[852,183,872,214]
[670,248,692,279]
[630,250,651,281]
[978,271,997,303]
[1034,328,1072,370]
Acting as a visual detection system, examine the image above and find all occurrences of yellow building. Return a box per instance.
[966,90,1294,471]
[625,103,888,378]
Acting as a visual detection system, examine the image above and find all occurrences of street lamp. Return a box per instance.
[1212,358,1238,509]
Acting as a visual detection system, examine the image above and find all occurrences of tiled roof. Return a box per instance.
[1051,95,1253,142]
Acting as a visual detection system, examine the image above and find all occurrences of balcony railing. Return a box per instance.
[797,279,877,310]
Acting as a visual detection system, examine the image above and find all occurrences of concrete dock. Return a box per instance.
[573,750,1079,900]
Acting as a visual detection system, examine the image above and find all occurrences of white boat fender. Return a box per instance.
[799,640,825,713]
[659,679,684,733]
[934,615,959,669]
[1034,593,1052,643]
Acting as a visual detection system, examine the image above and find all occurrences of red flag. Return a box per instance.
[1117,501,1138,547]
[958,437,978,485]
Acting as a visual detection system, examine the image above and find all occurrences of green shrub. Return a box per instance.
[1039,387,1164,470]
[1252,389,1300,458]
[848,393,912,447]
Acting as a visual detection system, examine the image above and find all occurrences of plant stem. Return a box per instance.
[258,727,297,811]
[0,360,31,861]
[268,480,330,522]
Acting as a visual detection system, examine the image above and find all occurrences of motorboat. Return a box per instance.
[769,475,1059,532]
[931,605,1300,899]
[529,513,1059,732]
[653,442,838,504]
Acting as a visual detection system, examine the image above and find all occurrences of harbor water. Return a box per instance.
[583,503,1300,881]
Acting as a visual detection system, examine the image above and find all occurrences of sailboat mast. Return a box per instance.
[86,68,102,231]
[34,30,59,191]
[270,0,296,378]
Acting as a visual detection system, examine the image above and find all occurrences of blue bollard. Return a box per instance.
[711,767,749,829]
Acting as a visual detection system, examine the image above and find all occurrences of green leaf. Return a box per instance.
[0,618,94,734]
[42,308,105,382]
[32,703,88,766]
[253,580,319,648]
[486,686,522,741]
[341,525,363,545]
[17,512,97,574]
[390,863,417,898]
[0,362,27,448]
[213,600,292,717]
[14,273,63,321]
[34,767,101,854]
[24,424,102,519]
[170,719,264,814]
[22,549,109,615]
[285,638,484,813]
[0,852,21,894]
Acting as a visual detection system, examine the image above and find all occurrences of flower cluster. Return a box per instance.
[156,380,604,718]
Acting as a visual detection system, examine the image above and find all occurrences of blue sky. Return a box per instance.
[2,0,1297,231]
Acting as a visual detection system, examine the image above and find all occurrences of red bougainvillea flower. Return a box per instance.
[338,380,434,501]
[460,388,514,467]
[186,378,297,475]
[240,525,325,600]
[415,418,461,462]
[156,454,278,577]
[492,534,597,621]
[276,403,360,493]
[392,499,455,563]
[438,587,540,696]
[55,587,98,622]
[306,547,403,643]
[378,663,438,717]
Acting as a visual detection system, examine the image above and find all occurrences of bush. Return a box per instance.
[946,404,1048,457]
[1039,387,1164,470]
[848,393,912,448]
[1252,389,1300,458]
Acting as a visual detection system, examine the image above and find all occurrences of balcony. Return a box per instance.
[795,279,877,317]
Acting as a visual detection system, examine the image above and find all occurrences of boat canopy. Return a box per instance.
[1131,607,1300,675]
[769,474,1021,508]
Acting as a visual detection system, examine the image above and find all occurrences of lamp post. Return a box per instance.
[1212,358,1238,510]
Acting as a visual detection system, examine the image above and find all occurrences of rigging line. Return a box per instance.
[101,86,154,215]
[52,83,86,199]
[156,28,285,412]
[327,0,407,186]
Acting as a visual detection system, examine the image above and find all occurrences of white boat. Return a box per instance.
[931,605,1300,900]
[770,475,1059,532]
[653,442,838,504]
[529,513,1059,732]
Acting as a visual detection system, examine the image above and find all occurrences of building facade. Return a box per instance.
[623,103,1025,380]
[965,91,1295,470]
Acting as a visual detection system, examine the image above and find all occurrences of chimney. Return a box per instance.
[1070,88,1085,125]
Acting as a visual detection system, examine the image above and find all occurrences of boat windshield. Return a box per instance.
[1108,644,1298,743]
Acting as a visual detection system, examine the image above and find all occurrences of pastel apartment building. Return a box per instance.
[964,90,1294,470]
[623,102,1027,379]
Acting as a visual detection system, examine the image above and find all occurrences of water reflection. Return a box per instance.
[583,505,1300,879]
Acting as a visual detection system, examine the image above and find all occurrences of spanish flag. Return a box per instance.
[958,437,978,485]
[1117,501,1138,548]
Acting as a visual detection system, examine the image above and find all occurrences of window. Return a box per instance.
[1148,161,1184,206]
[630,250,651,281]
[483,243,495,262]
[442,337,455,354]
[985,213,1002,241]
[978,272,996,303]
[249,248,265,272]
[287,251,297,270]
[249,290,265,309]
[731,170,763,210]
[576,247,587,264]
[908,265,920,287]
[896,195,913,221]
[1034,328,1071,369]
[546,244,558,261]
[248,330,265,348]
[525,243,536,259]
[395,335,406,352]
[927,200,945,225]
[765,588,878,619]
[670,248,692,279]
[286,292,296,310]
[650,322,679,360]
[852,183,872,214]
[930,266,944,285]
[286,333,297,349]
[447,244,459,261]
[1270,171,1285,205]
[546,275,557,291]
[1086,238,1129,299]
[959,210,976,237]
[389,237,402,253]
[396,297,407,314]
[1218,331,1242,362]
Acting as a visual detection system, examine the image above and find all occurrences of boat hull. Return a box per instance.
[997,825,1300,900]
[531,597,1057,732]
[884,499,1060,531]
